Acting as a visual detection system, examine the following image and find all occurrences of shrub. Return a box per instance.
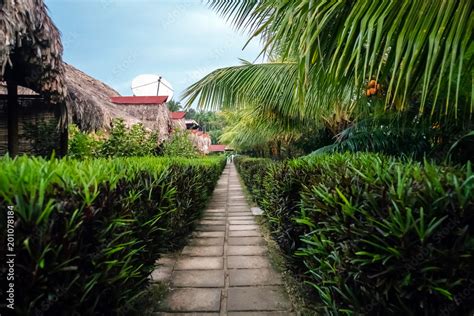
[68,124,102,158]
[99,120,159,157]
[235,153,474,315]
[68,120,160,159]
[161,130,200,158]
[0,156,225,315]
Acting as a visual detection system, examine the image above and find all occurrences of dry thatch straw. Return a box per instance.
[2,63,173,134]
[64,63,145,132]
[0,0,66,102]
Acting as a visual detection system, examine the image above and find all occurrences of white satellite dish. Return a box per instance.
[131,74,174,100]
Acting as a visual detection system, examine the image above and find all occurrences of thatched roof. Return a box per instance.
[2,60,172,133]
[64,63,144,131]
[0,0,66,102]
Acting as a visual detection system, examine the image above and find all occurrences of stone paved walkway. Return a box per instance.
[156,163,293,315]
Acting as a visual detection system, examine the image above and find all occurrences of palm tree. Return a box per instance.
[183,0,473,157]
[192,0,472,119]
[167,100,182,112]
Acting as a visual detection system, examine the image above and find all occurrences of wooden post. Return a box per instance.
[7,81,19,157]
[58,102,68,157]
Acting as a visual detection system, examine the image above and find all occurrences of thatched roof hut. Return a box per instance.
[64,63,146,132]
[0,0,67,156]
[170,111,187,130]
[0,0,173,155]
[0,0,66,101]
[2,63,174,139]
[110,96,172,142]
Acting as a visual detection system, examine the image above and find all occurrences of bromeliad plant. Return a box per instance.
[0,156,225,315]
[235,154,474,315]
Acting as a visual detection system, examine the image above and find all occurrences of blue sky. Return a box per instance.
[45,0,263,102]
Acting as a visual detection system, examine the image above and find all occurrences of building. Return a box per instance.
[209,144,227,153]
[0,0,67,156]
[110,96,172,142]
[170,111,186,130]
[189,129,211,154]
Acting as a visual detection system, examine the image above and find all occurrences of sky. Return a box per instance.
[45,0,263,103]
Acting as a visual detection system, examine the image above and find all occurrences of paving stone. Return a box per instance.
[227,256,270,268]
[228,212,253,217]
[162,288,221,312]
[203,214,226,218]
[228,220,256,225]
[227,245,267,256]
[200,220,226,225]
[190,238,224,246]
[228,237,265,245]
[207,204,226,209]
[227,287,290,311]
[196,225,226,232]
[228,203,248,207]
[182,246,223,257]
[229,225,260,231]
[158,165,292,315]
[175,257,223,270]
[210,199,227,203]
[229,268,282,286]
[151,266,173,283]
[172,270,225,287]
[227,216,254,220]
[206,209,226,213]
[195,231,225,238]
[202,218,226,222]
[229,230,261,237]
[228,208,250,212]
[156,256,176,267]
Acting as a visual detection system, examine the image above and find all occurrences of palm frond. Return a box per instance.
[206,0,474,118]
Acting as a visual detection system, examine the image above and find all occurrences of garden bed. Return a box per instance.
[0,156,225,315]
[235,153,474,315]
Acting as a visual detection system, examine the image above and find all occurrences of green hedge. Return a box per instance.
[235,153,474,315]
[0,156,225,315]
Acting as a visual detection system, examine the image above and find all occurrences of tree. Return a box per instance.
[197,0,472,119]
[167,100,182,112]
[182,0,473,158]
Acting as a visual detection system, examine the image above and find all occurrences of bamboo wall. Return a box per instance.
[0,96,61,155]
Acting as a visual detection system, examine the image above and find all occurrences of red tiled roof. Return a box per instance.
[209,145,226,152]
[110,96,168,105]
[170,111,186,120]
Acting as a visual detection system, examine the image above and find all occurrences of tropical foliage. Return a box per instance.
[185,110,228,144]
[167,100,183,112]
[0,156,225,315]
[235,154,474,315]
[161,129,200,157]
[184,0,473,159]
[69,119,159,158]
